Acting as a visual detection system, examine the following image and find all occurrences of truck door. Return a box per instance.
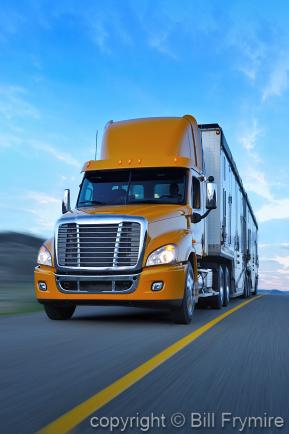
[191,175,205,256]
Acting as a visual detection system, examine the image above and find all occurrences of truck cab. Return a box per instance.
[34,116,224,324]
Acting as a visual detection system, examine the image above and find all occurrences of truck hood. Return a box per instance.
[69,204,189,224]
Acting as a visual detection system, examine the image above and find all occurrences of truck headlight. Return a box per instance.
[37,245,52,267]
[146,244,177,266]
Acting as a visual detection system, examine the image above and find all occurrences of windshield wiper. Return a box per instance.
[128,199,160,204]
[78,201,107,206]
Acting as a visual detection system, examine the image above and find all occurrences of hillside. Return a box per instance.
[258,289,289,295]
[0,232,44,284]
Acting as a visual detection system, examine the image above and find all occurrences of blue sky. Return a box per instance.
[1,0,289,289]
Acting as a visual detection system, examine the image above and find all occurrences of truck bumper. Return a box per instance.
[34,263,187,305]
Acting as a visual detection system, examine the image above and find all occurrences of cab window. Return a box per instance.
[192,177,201,209]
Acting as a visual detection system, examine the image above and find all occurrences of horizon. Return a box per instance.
[1,1,289,290]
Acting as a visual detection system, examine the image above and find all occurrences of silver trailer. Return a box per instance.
[199,124,258,299]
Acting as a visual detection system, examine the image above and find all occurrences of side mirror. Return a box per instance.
[206,176,217,210]
[62,189,71,214]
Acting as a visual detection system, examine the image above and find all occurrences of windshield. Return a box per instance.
[77,168,187,207]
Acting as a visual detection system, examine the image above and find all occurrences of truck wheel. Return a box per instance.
[223,266,230,306]
[211,266,224,309]
[172,262,195,324]
[44,304,76,320]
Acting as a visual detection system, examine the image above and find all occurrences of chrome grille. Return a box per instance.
[57,221,141,269]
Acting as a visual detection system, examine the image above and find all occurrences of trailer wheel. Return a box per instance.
[172,262,195,324]
[248,275,253,297]
[252,276,258,296]
[242,275,248,298]
[223,266,230,306]
[44,303,76,320]
[211,266,224,309]
[243,273,252,298]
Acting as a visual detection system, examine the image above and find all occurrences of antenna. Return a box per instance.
[94,129,98,160]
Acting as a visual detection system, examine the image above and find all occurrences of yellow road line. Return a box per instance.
[38,296,262,434]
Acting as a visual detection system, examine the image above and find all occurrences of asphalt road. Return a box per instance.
[1,295,288,434]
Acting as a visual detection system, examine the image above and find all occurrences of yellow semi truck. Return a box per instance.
[35,115,258,323]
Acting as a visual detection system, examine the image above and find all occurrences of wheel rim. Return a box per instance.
[219,286,224,303]
[226,284,229,301]
[225,272,230,301]
[219,272,224,303]
[186,269,194,316]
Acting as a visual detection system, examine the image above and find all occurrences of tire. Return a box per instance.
[242,274,248,298]
[223,266,230,306]
[44,303,76,320]
[252,276,258,296]
[211,266,224,309]
[247,275,252,297]
[172,262,195,324]
[243,273,252,298]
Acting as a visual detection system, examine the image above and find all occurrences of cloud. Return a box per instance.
[25,192,59,205]
[85,10,133,54]
[239,118,289,223]
[259,276,289,291]
[243,168,273,201]
[31,141,81,168]
[239,119,273,202]
[245,171,289,221]
[0,132,22,149]
[277,268,289,275]
[239,118,262,151]
[260,255,289,269]
[0,127,81,169]
[136,0,218,59]
[262,55,289,101]
[256,198,289,222]
[148,31,177,59]
[0,85,39,120]
[0,8,25,40]
[274,256,289,269]
[225,14,266,83]
[223,9,289,104]
[0,191,61,234]
[238,65,257,81]
[88,18,111,54]
[50,3,133,54]
[259,243,289,249]
[258,255,289,290]
[23,191,61,232]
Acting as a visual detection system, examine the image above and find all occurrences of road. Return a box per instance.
[1,295,289,434]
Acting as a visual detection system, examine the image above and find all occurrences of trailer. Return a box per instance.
[199,124,258,299]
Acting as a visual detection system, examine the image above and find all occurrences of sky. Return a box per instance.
[1,0,289,290]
